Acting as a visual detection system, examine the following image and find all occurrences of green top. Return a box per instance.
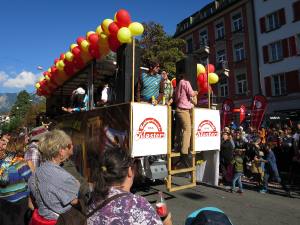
[232,156,244,173]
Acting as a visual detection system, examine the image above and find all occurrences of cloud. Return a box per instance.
[3,71,38,88]
[0,71,8,82]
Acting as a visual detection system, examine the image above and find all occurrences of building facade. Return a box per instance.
[174,0,260,108]
[254,0,300,114]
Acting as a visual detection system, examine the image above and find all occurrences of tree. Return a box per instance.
[23,97,46,128]
[10,90,32,120]
[138,22,186,75]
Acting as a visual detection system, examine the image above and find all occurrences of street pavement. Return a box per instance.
[136,179,300,225]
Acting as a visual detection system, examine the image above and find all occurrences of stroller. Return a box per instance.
[185,207,233,225]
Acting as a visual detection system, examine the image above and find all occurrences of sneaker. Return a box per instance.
[237,190,243,194]
[259,189,267,194]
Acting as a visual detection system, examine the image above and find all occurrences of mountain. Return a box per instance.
[0,93,17,113]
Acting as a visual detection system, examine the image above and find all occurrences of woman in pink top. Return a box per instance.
[175,74,198,167]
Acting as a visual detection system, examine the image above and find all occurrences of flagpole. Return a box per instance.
[207,57,211,109]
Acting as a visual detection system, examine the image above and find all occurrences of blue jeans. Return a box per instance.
[232,172,243,191]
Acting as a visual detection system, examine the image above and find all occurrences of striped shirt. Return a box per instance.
[140,73,163,101]
[0,154,31,202]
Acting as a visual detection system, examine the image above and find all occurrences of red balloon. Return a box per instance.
[89,45,101,58]
[51,66,58,74]
[73,58,85,69]
[63,59,75,76]
[76,37,85,46]
[54,58,59,65]
[72,46,81,57]
[199,82,208,95]
[108,22,120,37]
[115,9,131,27]
[171,78,176,88]
[60,53,65,60]
[206,64,215,73]
[88,33,99,46]
[108,35,121,52]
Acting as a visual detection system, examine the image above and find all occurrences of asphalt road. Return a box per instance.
[136,180,300,225]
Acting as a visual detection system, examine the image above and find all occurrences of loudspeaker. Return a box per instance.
[176,55,197,90]
[115,44,141,103]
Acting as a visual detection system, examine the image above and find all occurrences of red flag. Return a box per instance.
[250,95,267,129]
[221,98,234,130]
[240,105,246,124]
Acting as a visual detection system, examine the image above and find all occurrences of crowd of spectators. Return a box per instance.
[220,122,300,194]
[0,128,173,225]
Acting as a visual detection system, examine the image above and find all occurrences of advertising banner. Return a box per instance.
[239,105,246,124]
[250,95,267,129]
[131,103,168,157]
[194,108,221,151]
[221,98,234,129]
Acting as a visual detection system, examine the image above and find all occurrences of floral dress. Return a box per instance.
[87,187,163,225]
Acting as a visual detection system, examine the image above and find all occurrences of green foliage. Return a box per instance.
[138,22,186,75]
[10,90,32,120]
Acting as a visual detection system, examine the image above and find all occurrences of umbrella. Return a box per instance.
[185,207,233,225]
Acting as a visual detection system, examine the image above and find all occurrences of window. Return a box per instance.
[219,76,229,97]
[267,12,280,31]
[269,41,283,61]
[199,30,208,46]
[293,1,300,21]
[272,73,286,96]
[234,43,245,62]
[216,22,225,40]
[232,13,243,32]
[186,38,193,53]
[236,73,247,95]
[297,34,300,53]
[217,49,226,63]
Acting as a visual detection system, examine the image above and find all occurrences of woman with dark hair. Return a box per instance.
[87,147,172,225]
[0,135,32,225]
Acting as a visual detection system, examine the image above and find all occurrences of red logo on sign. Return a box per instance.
[136,118,165,140]
[196,120,218,137]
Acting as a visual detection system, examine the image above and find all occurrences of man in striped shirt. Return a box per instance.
[138,61,164,104]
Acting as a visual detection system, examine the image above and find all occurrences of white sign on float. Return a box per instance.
[194,108,221,151]
[131,103,168,157]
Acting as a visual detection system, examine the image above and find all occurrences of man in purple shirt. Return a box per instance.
[175,74,198,167]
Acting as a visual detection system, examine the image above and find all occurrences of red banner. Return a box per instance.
[240,105,246,124]
[250,95,267,129]
[221,98,234,130]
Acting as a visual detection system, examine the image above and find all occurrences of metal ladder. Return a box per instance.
[166,107,196,192]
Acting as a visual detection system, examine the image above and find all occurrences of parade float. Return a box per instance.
[35,9,221,191]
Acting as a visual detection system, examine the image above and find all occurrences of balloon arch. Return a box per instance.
[35,9,144,97]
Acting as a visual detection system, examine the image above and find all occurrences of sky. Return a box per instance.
[0,0,210,93]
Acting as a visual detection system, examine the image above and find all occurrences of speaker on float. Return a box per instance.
[175,55,197,90]
[115,44,141,103]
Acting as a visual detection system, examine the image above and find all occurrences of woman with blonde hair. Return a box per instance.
[28,129,80,224]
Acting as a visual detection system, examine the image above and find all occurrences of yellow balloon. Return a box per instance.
[70,43,78,50]
[65,51,74,62]
[114,12,117,21]
[48,68,51,72]
[128,22,144,36]
[96,25,103,35]
[208,73,219,84]
[117,27,132,43]
[35,83,40,89]
[56,60,65,71]
[44,75,50,81]
[81,40,90,52]
[99,33,108,46]
[197,64,206,75]
[39,77,44,82]
[101,19,113,35]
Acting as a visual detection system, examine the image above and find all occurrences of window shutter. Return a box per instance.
[289,36,297,56]
[286,70,300,93]
[282,38,289,57]
[260,17,266,33]
[263,45,269,63]
[278,8,286,25]
[264,76,272,97]
[293,1,300,21]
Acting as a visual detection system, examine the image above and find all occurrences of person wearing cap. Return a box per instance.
[62,85,88,113]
